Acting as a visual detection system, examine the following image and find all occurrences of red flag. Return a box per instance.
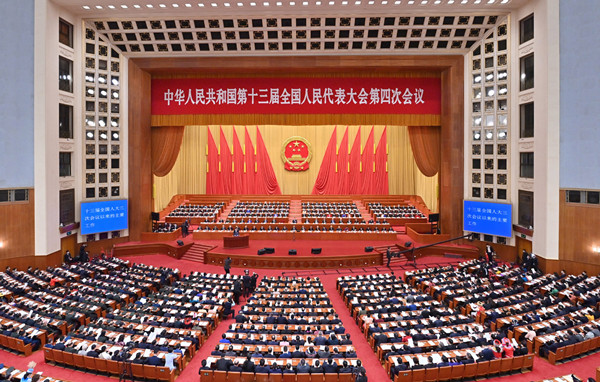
[374,126,389,195]
[348,127,362,194]
[312,127,338,195]
[206,128,220,194]
[255,127,282,195]
[232,127,246,194]
[244,127,256,194]
[336,127,350,195]
[361,127,375,195]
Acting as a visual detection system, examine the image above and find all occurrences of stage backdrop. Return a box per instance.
[153,125,438,212]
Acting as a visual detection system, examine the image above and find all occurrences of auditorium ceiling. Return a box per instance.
[56,0,528,56]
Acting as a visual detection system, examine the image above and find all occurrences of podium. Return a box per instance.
[223,235,249,248]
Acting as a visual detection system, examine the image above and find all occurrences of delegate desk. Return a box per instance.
[223,235,250,248]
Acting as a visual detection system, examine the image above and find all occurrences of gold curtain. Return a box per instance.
[407,126,441,177]
[153,125,438,212]
[151,126,185,177]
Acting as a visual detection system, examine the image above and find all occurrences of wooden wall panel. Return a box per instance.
[129,55,464,238]
[0,189,35,260]
[128,61,153,240]
[559,189,600,265]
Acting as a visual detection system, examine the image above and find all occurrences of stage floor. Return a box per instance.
[201,238,398,257]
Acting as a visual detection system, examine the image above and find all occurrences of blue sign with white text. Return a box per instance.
[80,199,128,235]
[463,200,512,238]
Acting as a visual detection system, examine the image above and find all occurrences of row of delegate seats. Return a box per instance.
[0,363,65,382]
[367,203,425,220]
[168,202,225,218]
[43,349,176,382]
[200,369,355,382]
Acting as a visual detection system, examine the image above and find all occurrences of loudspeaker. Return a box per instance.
[264,247,275,254]
[177,240,184,246]
[405,241,412,248]
[288,249,297,256]
[257,249,266,255]
[151,212,160,221]
[311,248,322,254]
[365,246,374,252]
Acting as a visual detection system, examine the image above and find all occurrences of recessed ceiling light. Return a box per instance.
[448,0,454,3]
[421,0,427,3]
[434,0,441,3]
[461,0,468,3]
[277,1,282,4]
[382,0,387,3]
[394,0,400,3]
[95,5,103,9]
[224,2,230,5]
[82,5,90,9]
[302,1,308,4]
[329,1,335,4]
[407,0,414,3]
[172,3,179,6]
[250,1,256,5]
[474,0,481,3]
[185,2,192,6]
[107,5,115,8]
[159,4,166,7]
[368,0,374,4]
[341,0,347,3]
[237,2,243,5]
[211,2,217,6]
[133,4,141,8]
[146,4,153,7]
[263,1,269,5]
[501,0,509,3]
[315,1,321,4]
[488,0,495,3]
[198,2,205,6]
[355,0,361,4]
[290,1,295,4]
[120,4,128,8]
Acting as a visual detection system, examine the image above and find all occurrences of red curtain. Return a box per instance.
[232,128,246,194]
[151,126,185,177]
[255,128,282,195]
[205,128,220,194]
[373,126,389,195]
[311,127,338,195]
[244,127,256,194]
[408,125,441,177]
[348,127,362,194]
[361,127,375,194]
[219,127,233,195]
[336,127,350,195]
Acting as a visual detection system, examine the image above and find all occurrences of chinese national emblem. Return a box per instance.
[281,136,312,172]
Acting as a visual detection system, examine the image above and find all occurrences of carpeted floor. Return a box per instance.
[1,254,599,381]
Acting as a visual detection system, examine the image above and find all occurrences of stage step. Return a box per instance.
[180,243,212,263]
[353,200,374,223]
[288,199,302,223]
[218,200,239,221]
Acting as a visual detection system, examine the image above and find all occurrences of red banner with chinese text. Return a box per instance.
[151,77,441,115]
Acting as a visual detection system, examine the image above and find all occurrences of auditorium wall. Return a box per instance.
[153,125,438,212]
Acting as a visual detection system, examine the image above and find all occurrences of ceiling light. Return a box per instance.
[407,0,414,3]
[448,0,454,3]
[488,0,495,3]
[95,5,103,9]
[382,0,387,4]
[146,4,153,7]
[172,3,179,6]
[290,1,295,4]
[263,1,269,5]
[355,0,361,3]
[87,89,94,95]
[250,1,256,5]
[277,1,282,4]
[341,0,347,3]
[461,0,468,3]
[329,1,335,4]
[120,4,128,8]
[302,1,308,4]
[159,4,167,7]
[474,0,481,3]
[434,0,441,3]
[111,120,118,127]
[107,5,115,8]
[501,0,509,3]
[133,4,141,8]
[473,132,481,139]
[224,2,230,5]
[98,120,106,127]
[82,5,90,9]
[185,3,192,6]
[237,2,243,5]
[100,133,107,139]
[211,2,217,6]
[394,0,401,3]
[198,2,205,6]
[368,0,374,4]
[498,131,506,138]
[113,132,120,139]
[87,131,94,138]
[0,241,4,248]
[421,0,427,3]
[486,131,493,139]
